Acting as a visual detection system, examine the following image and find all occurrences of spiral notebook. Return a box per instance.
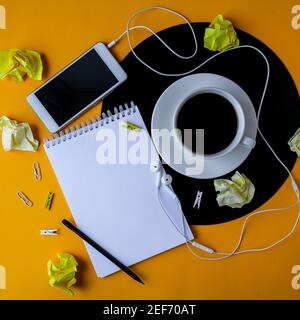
[44,102,193,277]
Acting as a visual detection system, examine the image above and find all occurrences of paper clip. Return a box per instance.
[45,192,54,210]
[40,229,59,236]
[17,191,33,207]
[122,121,141,131]
[193,191,203,210]
[33,161,42,181]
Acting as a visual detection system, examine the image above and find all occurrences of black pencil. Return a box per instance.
[62,219,144,285]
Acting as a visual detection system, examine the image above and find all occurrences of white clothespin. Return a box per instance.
[193,191,203,210]
[40,229,59,236]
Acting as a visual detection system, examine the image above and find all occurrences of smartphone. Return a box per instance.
[27,42,127,133]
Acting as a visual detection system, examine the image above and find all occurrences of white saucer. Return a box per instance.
[151,73,258,179]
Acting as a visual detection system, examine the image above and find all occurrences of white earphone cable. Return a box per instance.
[158,175,300,260]
[108,6,300,259]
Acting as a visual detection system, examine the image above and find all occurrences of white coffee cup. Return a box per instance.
[173,87,256,159]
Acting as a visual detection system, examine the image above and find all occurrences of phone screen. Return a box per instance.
[35,49,118,126]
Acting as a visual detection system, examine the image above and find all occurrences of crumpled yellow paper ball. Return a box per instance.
[0,49,43,82]
[204,14,240,52]
[47,253,78,296]
[0,116,39,152]
[214,171,255,208]
[288,127,300,156]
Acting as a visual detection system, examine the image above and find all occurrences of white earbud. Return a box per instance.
[161,174,172,186]
[150,161,161,173]
[161,174,178,199]
[151,161,162,187]
[150,162,174,195]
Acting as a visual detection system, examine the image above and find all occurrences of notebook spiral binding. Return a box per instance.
[44,101,137,149]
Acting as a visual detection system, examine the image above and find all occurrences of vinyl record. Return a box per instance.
[103,22,300,225]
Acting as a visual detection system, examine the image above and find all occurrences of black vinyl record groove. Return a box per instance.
[103,22,300,225]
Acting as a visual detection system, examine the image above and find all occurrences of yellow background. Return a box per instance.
[0,0,300,300]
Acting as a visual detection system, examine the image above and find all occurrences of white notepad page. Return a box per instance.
[44,104,193,277]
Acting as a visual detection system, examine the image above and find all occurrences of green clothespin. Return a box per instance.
[45,192,54,210]
[122,121,141,131]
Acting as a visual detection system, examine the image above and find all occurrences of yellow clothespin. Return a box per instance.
[122,121,141,131]
[45,192,54,210]
[17,191,33,207]
[33,161,42,181]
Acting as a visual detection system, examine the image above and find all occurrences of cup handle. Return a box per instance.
[240,136,256,149]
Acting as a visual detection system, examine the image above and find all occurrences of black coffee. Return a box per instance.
[176,93,238,155]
